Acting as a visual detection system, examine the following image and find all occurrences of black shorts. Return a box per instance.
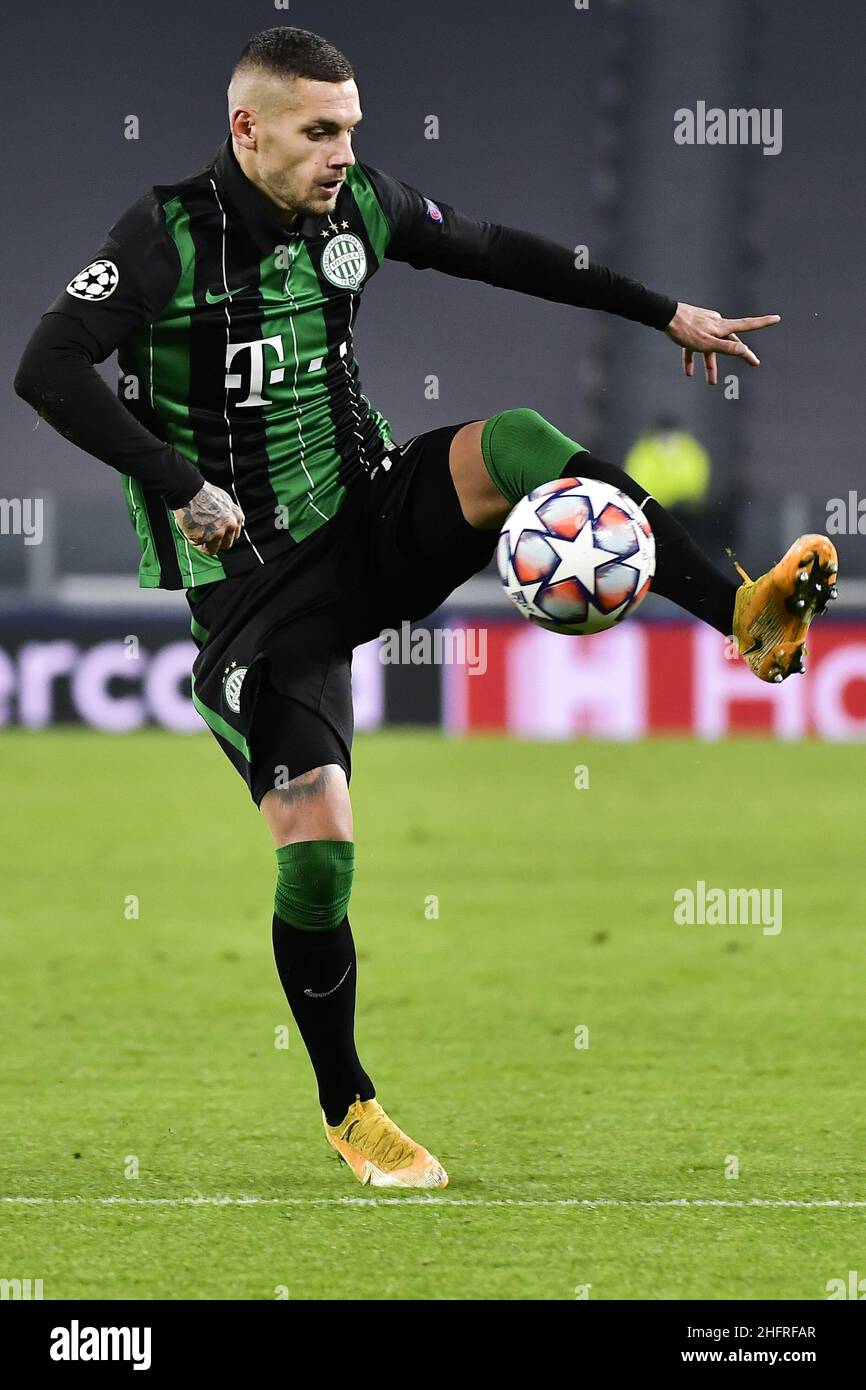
[187,421,498,804]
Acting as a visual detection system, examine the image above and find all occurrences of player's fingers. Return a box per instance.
[717,315,780,334]
[185,509,244,552]
[199,513,244,552]
[227,513,246,548]
[703,350,718,385]
[190,531,224,556]
[708,336,761,367]
[728,337,760,366]
[684,347,694,378]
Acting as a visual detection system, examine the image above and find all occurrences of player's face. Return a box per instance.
[240,78,362,223]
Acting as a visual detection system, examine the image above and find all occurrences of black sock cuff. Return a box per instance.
[272,913,350,953]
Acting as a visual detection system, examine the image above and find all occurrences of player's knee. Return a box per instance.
[485,407,550,451]
[480,408,584,505]
[274,839,355,930]
[497,406,548,432]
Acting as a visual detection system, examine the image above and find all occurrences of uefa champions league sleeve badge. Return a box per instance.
[66,260,120,301]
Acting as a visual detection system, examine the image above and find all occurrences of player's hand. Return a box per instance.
[172,482,245,555]
[664,303,781,385]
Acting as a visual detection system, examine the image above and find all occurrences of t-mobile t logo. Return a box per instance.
[225,335,286,407]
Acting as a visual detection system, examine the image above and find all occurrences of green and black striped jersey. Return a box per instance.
[16,136,676,590]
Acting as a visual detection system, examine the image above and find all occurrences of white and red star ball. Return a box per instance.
[497,476,655,635]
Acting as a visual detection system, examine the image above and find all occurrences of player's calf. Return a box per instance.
[269,834,374,1127]
[262,766,374,1131]
[262,769,448,1188]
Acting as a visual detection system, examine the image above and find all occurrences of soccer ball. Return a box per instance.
[496,476,655,634]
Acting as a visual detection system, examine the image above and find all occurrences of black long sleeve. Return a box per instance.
[14,311,205,509]
[13,210,205,510]
[362,162,677,330]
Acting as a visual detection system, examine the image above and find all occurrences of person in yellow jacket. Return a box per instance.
[625,416,711,510]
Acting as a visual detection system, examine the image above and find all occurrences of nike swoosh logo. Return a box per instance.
[304,962,353,999]
[205,285,249,304]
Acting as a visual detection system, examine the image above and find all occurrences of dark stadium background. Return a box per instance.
[3,0,864,731]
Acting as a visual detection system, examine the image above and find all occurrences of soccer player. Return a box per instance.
[14,27,837,1188]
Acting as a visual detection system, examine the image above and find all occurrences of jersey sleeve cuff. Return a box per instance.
[162,458,205,510]
[644,293,678,330]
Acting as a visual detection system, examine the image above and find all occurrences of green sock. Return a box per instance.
[480,407,587,505]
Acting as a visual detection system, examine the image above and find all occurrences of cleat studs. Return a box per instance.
[797,568,810,583]
[830,586,838,599]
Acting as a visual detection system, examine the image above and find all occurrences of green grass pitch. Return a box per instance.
[1,729,864,1301]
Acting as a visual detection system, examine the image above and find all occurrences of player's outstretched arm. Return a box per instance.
[664,303,781,384]
[359,164,782,382]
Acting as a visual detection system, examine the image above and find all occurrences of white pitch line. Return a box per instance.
[3,1196,866,1209]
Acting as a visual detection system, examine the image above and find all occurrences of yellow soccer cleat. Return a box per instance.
[730,533,838,683]
[324,1095,449,1188]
